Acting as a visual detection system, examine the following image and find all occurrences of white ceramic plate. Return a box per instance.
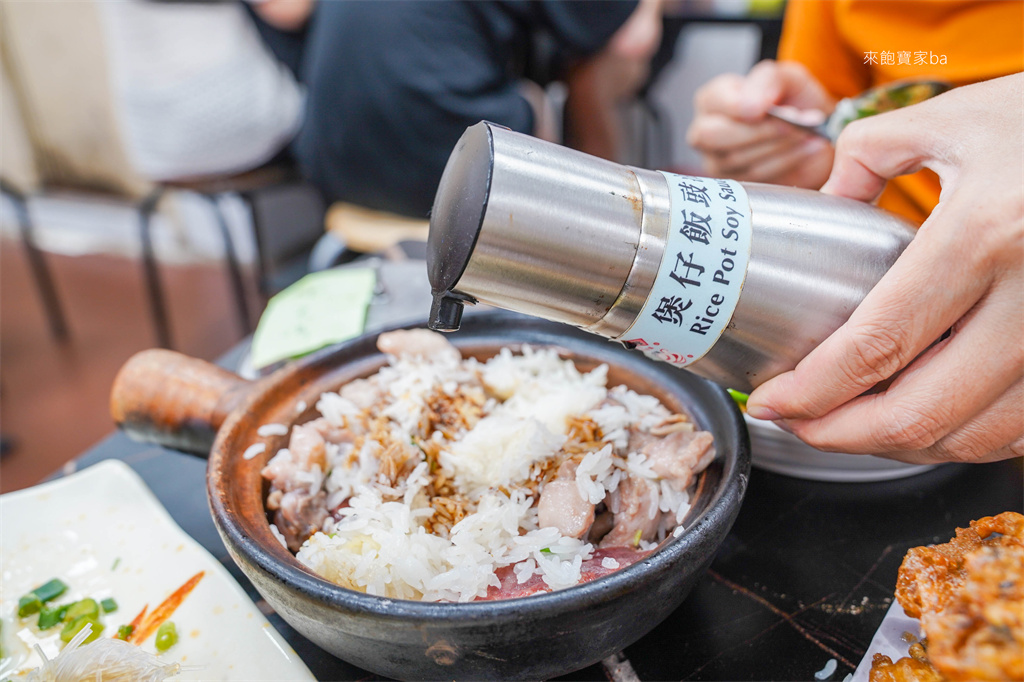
[0,460,317,681]
[745,414,937,482]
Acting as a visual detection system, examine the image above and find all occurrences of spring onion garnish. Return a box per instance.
[31,579,68,603]
[63,598,100,623]
[17,594,41,618]
[100,597,118,614]
[36,604,69,630]
[60,615,103,644]
[726,389,749,409]
[17,578,68,617]
[115,624,135,640]
[155,621,178,652]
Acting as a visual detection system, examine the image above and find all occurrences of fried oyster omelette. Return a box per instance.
[870,511,1023,682]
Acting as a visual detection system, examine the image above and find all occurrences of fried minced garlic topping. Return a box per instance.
[563,416,606,455]
[870,511,1024,682]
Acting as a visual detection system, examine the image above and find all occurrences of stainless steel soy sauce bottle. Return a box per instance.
[426,122,916,393]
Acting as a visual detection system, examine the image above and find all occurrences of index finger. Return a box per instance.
[820,106,947,202]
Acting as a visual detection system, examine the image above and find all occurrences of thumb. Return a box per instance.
[820,108,938,203]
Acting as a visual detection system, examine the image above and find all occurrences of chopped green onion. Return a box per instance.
[37,604,69,630]
[115,624,134,641]
[726,389,748,408]
[539,547,552,554]
[155,621,178,652]
[100,598,118,614]
[63,598,99,623]
[17,594,42,618]
[60,616,103,644]
[31,579,68,604]
[111,558,121,571]
[18,578,68,617]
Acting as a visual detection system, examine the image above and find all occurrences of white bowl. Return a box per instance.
[745,414,937,482]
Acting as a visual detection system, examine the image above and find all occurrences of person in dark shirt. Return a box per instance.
[252,0,641,218]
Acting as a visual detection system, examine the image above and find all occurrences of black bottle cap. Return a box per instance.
[426,122,499,320]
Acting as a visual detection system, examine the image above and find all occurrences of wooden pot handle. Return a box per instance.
[111,349,254,456]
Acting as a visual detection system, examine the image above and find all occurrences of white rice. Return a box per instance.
[257,423,289,437]
[575,445,616,504]
[278,344,711,602]
[242,442,266,460]
[317,393,362,425]
[625,452,658,480]
[269,523,289,548]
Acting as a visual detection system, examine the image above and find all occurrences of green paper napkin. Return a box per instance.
[250,267,376,369]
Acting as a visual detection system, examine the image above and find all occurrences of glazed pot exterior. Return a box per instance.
[190,312,747,680]
[222,511,730,680]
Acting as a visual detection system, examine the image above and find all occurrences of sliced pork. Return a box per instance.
[376,328,461,362]
[642,430,715,491]
[271,490,328,552]
[339,378,380,411]
[538,480,595,539]
[600,476,661,548]
[260,419,348,550]
[538,460,595,539]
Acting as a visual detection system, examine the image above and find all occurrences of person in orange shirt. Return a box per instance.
[687,1,1023,465]
[688,0,1023,224]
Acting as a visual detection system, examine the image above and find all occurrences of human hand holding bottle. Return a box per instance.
[746,73,1024,464]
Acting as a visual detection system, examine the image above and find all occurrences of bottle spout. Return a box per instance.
[428,292,465,332]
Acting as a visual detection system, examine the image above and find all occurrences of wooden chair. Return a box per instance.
[0,0,324,349]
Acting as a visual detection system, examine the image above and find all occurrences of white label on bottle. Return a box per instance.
[619,173,753,367]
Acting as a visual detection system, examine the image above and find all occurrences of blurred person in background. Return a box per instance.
[687,0,1023,223]
[560,0,664,162]
[99,0,304,181]
[687,1,1024,465]
[250,0,661,219]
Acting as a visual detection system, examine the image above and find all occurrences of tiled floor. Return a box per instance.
[0,238,257,492]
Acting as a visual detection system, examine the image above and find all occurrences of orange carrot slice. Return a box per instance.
[128,571,204,645]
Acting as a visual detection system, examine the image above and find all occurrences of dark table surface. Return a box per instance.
[60,263,1024,681]
[68,406,1023,681]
